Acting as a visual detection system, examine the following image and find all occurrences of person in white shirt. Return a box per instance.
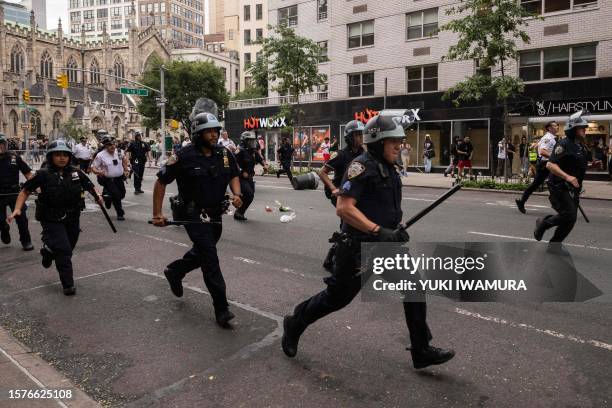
[516,121,559,213]
[217,130,237,152]
[182,136,191,148]
[72,137,93,172]
[91,137,130,220]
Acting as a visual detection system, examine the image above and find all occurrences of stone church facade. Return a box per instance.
[0,6,170,142]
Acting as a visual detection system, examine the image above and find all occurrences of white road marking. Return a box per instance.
[454,307,612,352]
[468,231,612,252]
[403,197,436,202]
[127,230,190,248]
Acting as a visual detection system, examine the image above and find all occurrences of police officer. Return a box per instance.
[318,120,365,272]
[126,130,150,195]
[534,111,588,246]
[276,137,294,181]
[152,112,243,328]
[234,131,267,221]
[8,140,102,296]
[91,137,129,220]
[516,121,559,213]
[282,113,455,369]
[0,133,34,250]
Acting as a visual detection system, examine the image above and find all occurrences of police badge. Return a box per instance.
[348,162,365,179]
[554,145,564,155]
[223,149,229,167]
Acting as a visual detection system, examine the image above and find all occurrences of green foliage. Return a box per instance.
[59,118,88,143]
[232,86,267,101]
[138,59,229,129]
[462,179,530,191]
[246,57,269,96]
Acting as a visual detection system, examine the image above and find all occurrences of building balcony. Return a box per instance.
[227,91,329,109]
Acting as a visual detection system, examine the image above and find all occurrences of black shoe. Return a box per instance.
[117,214,125,221]
[534,218,545,241]
[134,190,141,195]
[547,243,570,256]
[411,346,455,369]
[233,211,247,221]
[137,190,145,194]
[443,172,448,177]
[1,227,10,244]
[163,269,183,297]
[276,171,281,178]
[515,199,526,214]
[103,196,112,209]
[63,286,76,296]
[40,248,54,269]
[21,241,34,251]
[215,309,235,328]
[281,315,304,358]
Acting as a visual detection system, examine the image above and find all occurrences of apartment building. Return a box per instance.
[171,47,240,96]
[225,0,611,177]
[207,0,224,34]
[68,0,137,40]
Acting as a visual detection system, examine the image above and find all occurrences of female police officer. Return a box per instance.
[8,140,102,296]
[233,131,267,221]
[281,112,455,369]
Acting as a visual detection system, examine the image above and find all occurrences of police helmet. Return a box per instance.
[101,136,114,146]
[240,131,256,141]
[46,140,72,159]
[344,120,365,146]
[363,114,406,144]
[96,129,109,140]
[134,130,143,138]
[191,112,222,135]
[564,110,589,134]
[0,133,7,145]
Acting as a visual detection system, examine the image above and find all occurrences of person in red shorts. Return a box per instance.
[456,135,474,180]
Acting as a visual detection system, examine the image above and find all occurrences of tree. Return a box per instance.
[60,118,88,144]
[137,59,229,129]
[440,0,540,181]
[232,86,266,101]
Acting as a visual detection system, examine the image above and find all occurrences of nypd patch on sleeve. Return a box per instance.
[554,145,564,155]
[347,162,365,179]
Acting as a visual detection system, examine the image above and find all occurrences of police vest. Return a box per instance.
[236,146,257,177]
[0,153,21,193]
[36,166,84,221]
[528,148,538,162]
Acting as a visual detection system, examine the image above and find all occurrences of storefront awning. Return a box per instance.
[529,114,612,123]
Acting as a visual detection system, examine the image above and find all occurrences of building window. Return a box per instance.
[30,111,42,136]
[278,5,298,26]
[256,4,263,20]
[114,58,125,84]
[318,74,328,92]
[256,28,263,41]
[244,52,252,70]
[40,51,53,79]
[111,7,121,17]
[407,8,438,40]
[90,58,100,84]
[406,64,438,93]
[244,5,250,21]
[519,44,596,81]
[244,29,251,45]
[520,0,597,14]
[97,8,108,18]
[228,29,234,40]
[317,0,328,21]
[70,0,80,8]
[317,41,328,62]
[10,46,24,73]
[83,10,94,20]
[67,56,79,83]
[348,72,374,97]
[475,59,491,77]
[70,11,81,22]
[53,111,62,130]
[348,20,374,49]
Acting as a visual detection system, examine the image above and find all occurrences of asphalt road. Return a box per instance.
[0,169,611,408]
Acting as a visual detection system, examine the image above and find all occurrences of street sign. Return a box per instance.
[120,87,149,96]
[155,97,168,103]
[20,124,30,130]
[18,102,25,108]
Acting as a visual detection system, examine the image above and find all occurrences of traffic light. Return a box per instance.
[56,73,68,89]
[22,89,30,102]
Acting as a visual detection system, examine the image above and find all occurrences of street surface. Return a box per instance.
[1,169,611,407]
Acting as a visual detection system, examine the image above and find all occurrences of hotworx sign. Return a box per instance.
[243,116,287,130]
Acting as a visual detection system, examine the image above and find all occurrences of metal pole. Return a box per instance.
[160,65,166,161]
[383,77,387,109]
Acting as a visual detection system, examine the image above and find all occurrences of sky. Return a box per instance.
[45,0,69,30]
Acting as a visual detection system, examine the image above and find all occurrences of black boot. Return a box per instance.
[1,226,10,244]
[233,210,247,221]
[163,268,183,297]
[534,217,546,241]
[40,247,54,269]
[515,199,526,214]
[21,241,34,251]
[215,309,235,328]
[281,315,306,358]
[410,346,455,369]
[63,286,76,296]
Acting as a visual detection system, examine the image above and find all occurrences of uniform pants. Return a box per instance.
[165,220,229,312]
[292,239,432,350]
[102,177,126,216]
[40,217,80,289]
[541,188,578,243]
[0,197,31,244]
[278,161,293,180]
[521,160,549,203]
[131,160,146,191]
[238,178,255,213]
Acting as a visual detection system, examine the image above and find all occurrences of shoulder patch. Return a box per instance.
[348,162,366,179]
[554,145,564,155]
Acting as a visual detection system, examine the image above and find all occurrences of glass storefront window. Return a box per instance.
[453,120,489,168]
[418,121,451,167]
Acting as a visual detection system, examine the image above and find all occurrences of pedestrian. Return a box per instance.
[507,137,516,175]
[172,137,182,154]
[0,133,34,251]
[233,131,268,221]
[182,136,191,148]
[8,140,103,296]
[126,130,150,195]
[276,137,294,181]
[218,130,237,153]
[31,139,40,163]
[496,138,507,177]
[519,136,529,176]
[91,137,129,221]
[282,112,455,369]
[400,142,412,176]
[456,136,474,180]
[515,121,559,214]
[151,140,159,167]
[423,134,435,173]
[534,111,588,251]
[318,120,365,272]
[152,111,243,328]
[72,136,93,172]
[444,136,459,177]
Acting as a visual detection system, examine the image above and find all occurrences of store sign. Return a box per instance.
[535,97,612,116]
[354,108,379,123]
[243,116,287,129]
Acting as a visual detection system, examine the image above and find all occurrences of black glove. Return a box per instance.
[376,227,410,243]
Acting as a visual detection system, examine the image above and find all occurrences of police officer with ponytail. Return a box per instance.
[234,131,267,221]
[282,112,454,369]
[8,140,102,296]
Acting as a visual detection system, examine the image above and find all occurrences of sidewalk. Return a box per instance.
[400,172,612,201]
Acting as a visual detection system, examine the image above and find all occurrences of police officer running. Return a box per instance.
[282,113,455,369]
[516,121,559,213]
[534,112,588,247]
[0,133,34,251]
[91,137,129,221]
[126,130,150,195]
[234,131,267,221]
[318,120,365,272]
[8,140,102,296]
[276,137,294,181]
[152,112,243,328]
[72,137,93,172]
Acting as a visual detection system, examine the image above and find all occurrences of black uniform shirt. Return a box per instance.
[157,144,240,209]
[548,137,588,189]
[23,165,95,209]
[235,146,264,178]
[127,140,150,162]
[278,144,294,162]
[0,153,31,192]
[338,152,403,240]
[324,146,365,188]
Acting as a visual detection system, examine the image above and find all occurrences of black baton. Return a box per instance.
[400,183,462,230]
[566,183,590,223]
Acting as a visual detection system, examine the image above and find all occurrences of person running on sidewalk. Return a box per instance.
[91,137,129,221]
[516,121,559,214]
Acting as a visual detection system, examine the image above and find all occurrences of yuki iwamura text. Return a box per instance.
[371,254,487,275]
